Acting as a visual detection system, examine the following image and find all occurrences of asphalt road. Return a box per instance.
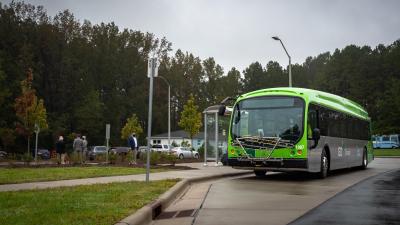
[289,168,400,225]
[192,158,400,225]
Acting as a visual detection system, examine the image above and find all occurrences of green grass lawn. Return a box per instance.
[0,179,178,225]
[374,148,400,157]
[0,167,168,184]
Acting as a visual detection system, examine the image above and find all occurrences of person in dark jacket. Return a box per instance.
[56,136,66,164]
[128,133,138,164]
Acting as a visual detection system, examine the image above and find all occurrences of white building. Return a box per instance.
[149,130,227,152]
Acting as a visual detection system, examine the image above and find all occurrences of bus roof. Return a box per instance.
[238,87,370,120]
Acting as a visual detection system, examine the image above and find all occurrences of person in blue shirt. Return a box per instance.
[128,133,138,164]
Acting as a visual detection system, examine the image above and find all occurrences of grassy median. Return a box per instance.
[0,167,168,184]
[0,179,178,225]
[374,148,400,157]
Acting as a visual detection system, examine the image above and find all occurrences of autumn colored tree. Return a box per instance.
[14,69,48,154]
[121,114,143,141]
[179,95,202,147]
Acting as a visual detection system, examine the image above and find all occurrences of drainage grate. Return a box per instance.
[156,211,177,220]
[176,209,196,218]
[156,209,197,220]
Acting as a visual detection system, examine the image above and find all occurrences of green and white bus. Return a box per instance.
[219,87,373,178]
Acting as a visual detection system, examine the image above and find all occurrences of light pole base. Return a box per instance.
[214,162,222,167]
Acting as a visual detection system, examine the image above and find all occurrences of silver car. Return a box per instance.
[171,147,200,159]
[87,146,107,160]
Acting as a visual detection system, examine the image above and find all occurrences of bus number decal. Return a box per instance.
[338,147,343,157]
[296,145,304,150]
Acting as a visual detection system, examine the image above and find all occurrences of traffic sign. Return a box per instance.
[147,58,159,78]
[106,124,110,140]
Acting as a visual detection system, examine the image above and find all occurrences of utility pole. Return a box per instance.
[146,57,158,182]
[34,123,40,164]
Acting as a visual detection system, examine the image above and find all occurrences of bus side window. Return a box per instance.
[308,104,318,139]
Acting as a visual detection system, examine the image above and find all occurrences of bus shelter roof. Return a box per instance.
[203,105,220,114]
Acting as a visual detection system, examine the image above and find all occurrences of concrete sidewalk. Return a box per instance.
[0,163,249,192]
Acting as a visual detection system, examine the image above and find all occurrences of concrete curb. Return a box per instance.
[375,156,400,158]
[115,170,252,225]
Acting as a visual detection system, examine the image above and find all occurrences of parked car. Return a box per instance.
[37,149,50,160]
[137,146,149,159]
[87,146,107,160]
[151,144,171,153]
[110,146,130,155]
[171,147,199,159]
[0,151,7,159]
[110,146,142,159]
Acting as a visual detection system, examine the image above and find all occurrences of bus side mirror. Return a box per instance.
[312,128,320,141]
[311,128,320,149]
[218,105,226,116]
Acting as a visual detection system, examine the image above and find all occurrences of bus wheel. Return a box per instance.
[254,170,267,177]
[319,150,329,179]
[361,149,368,169]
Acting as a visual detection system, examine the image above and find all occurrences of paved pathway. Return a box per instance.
[0,163,246,192]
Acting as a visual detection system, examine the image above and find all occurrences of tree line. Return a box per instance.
[0,2,399,153]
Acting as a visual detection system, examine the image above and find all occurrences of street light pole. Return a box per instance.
[158,76,171,152]
[272,36,292,87]
[34,123,40,164]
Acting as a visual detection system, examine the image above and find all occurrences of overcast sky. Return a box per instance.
[4,0,400,73]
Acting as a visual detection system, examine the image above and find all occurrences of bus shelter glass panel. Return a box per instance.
[205,115,216,160]
[204,114,229,161]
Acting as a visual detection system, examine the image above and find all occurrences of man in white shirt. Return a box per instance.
[128,133,138,164]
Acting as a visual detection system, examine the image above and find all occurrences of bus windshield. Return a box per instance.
[231,96,304,143]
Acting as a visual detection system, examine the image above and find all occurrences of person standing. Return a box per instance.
[128,133,138,164]
[82,136,88,163]
[56,136,66,164]
[73,134,84,164]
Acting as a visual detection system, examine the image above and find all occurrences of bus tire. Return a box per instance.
[319,150,329,179]
[254,170,267,177]
[361,148,368,169]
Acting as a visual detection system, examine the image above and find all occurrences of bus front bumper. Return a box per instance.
[228,158,308,171]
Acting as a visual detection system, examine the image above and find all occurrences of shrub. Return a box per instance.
[164,153,177,166]
[181,140,191,147]
[127,150,134,163]
[22,152,33,165]
[95,154,105,162]
[171,141,179,147]
[109,153,117,164]
[117,153,127,163]
[150,152,161,165]
[69,152,81,164]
